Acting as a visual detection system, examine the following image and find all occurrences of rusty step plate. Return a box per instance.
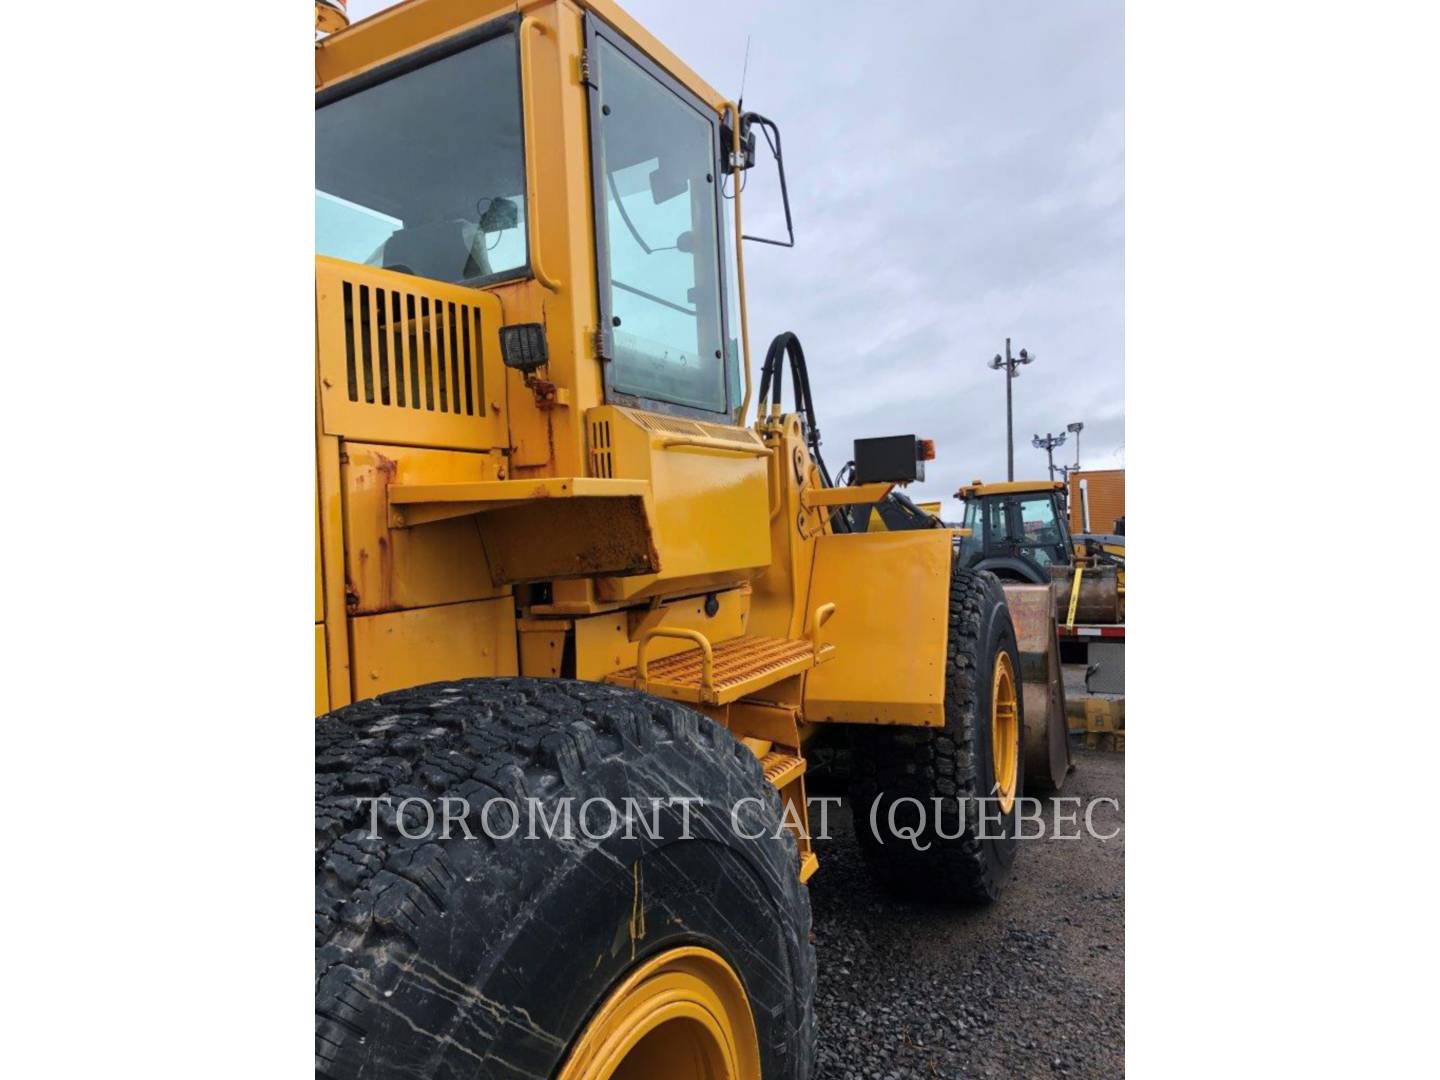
[605,635,830,706]
[759,749,806,789]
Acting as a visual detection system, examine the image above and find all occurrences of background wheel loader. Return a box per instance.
[314,2,1072,1076]
[954,478,1125,695]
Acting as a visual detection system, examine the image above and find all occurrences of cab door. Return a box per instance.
[584,14,738,422]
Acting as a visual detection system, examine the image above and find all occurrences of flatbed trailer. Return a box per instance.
[1057,623,1125,641]
[1058,623,1124,694]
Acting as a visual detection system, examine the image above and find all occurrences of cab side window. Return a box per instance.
[592,32,728,414]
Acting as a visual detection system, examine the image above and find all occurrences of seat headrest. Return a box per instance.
[380,219,478,281]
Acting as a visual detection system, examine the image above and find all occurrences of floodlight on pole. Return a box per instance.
[1067,421,1084,469]
[988,337,1035,480]
[1032,431,1067,483]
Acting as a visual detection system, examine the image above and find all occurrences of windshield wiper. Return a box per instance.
[606,171,676,255]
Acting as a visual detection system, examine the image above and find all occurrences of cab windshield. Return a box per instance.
[315,31,528,285]
[1015,493,1069,567]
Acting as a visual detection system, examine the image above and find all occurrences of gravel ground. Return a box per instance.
[808,749,1125,1079]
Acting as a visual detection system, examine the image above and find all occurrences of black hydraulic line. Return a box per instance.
[757,333,780,405]
[758,331,851,531]
[758,335,780,409]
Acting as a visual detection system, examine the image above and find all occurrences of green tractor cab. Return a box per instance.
[954,480,1073,585]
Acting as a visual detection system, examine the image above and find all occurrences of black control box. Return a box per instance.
[853,435,924,484]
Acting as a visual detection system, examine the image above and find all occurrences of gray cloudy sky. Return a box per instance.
[343,1,1124,509]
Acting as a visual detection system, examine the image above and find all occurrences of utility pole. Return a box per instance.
[1032,431,1067,483]
[1067,421,1084,469]
[988,338,1034,480]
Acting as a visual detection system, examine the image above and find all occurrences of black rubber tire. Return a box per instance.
[315,678,816,1080]
[849,568,1025,903]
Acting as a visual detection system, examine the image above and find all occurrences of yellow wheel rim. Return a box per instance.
[557,946,761,1080]
[991,650,1020,814]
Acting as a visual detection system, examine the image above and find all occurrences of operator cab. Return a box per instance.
[955,480,1073,584]
[313,7,770,427]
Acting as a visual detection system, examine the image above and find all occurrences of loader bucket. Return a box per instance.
[1050,563,1122,625]
[1000,583,1072,791]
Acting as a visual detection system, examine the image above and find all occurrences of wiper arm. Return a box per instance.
[606,170,675,255]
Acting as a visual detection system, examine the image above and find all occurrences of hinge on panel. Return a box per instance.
[593,327,611,362]
[579,48,596,89]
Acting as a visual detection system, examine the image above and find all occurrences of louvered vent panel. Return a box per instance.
[318,259,504,451]
[589,420,614,478]
[341,281,482,417]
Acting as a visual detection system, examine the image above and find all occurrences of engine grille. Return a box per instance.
[341,280,482,416]
[317,258,505,451]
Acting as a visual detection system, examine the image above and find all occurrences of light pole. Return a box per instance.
[1067,421,1084,470]
[1032,431,1067,483]
[988,338,1034,480]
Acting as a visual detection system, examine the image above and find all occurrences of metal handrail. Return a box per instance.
[635,627,715,699]
[811,603,837,655]
[519,17,561,292]
[659,436,771,458]
[727,101,754,426]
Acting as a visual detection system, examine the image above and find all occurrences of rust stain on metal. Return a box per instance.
[483,496,658,584]
[373,454,399,613]
[352,453,401,614]
[375,460,399,606]
[376,534,394,612]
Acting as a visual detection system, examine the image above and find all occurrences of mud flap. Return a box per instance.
[1001,583,1073,791]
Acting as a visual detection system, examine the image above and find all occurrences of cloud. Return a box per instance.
[339,0,1125,499]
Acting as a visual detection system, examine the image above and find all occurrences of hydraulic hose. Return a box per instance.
[758,332,851,531]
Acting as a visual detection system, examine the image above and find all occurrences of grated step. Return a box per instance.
[605,634,832,706]
[759,749,805,789]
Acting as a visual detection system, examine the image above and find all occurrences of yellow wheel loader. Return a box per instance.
[313,3,1071,1076]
